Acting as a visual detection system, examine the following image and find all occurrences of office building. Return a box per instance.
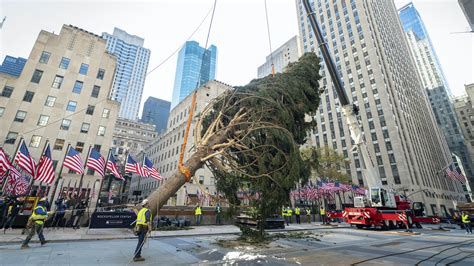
[0,55,27,77]
[141,96,171,133]
[0,25,120,206]
[459,0,474,31]
[257,35,303,78]
[399,3,474,188]
[171,41,217,108]
[295,0,465,215]
[129,80,231,204]
[102,28,151,120]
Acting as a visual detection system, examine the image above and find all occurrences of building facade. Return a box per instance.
[257,35,303,78]
[459,0,474,31]
[0,55,27,77]
[295,0,464,215]
[102,28,150,121]
[398,3,474,188]
[129,80,231,205]
[141,96,170,133]
[171,41,217,108]
[0,25,119,206]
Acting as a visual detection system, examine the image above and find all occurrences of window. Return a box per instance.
[31,69,43,83]
[29,135,42,148]
[102,108,110,118]
[37,115,49,126]
[66,101,77,111]
[76,142,85,152]
[1,86,14,97]
[60,119,71,130]
[45,96,56,107]
[80,123,90,133]
[91,85,100,98]
[97,69,105,80]
[39,51,51,64]
[93,144,101,152]
[97,126,106,136]
[51,75,64,89]
[5,132,18,144]
[86,105,95,115]
[14,111,27,122]
[72,81,83,94]
[0,107,4,117]
[79,63,89,75]
[199,175,204,184]
[53,139,65,150]
[23,91,35,102]
[59,57,70,69]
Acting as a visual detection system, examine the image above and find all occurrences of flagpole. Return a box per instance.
[49,143,71,203]
[1,137,24,193]
[95,149,111,211]
[77,145,92,200]
[118,151,129,204]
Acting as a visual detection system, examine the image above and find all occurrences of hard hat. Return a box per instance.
[39,197,47,202]
[142,199,149,205]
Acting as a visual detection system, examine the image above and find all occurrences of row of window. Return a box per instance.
[38,51,105,79]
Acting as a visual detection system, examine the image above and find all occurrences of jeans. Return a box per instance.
[3,214,18,230]
[216,214,221,225]
[52,212,65,227]
[23,223,46,246]
[306,215,311,223]
[195,214,201,225]
[134,228,146,258]
[295,215,300,224]
[464,223,472,234]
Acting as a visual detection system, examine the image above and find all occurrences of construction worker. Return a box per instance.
[306,207,311,223]
[282,206,288,225]
[295,206,301,224]
[287,206,293,224]
[215,203,222,225]
[133,199,152,262]
[21,197,48,249]
[320,206,326,225]
[195,204,202,225]
[461,211,472,234]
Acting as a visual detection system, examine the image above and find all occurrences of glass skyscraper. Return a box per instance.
[171,41,217,108]
[102,28,151,120]
[141,96,171,133]
[0,55,27,77]
[399,3,473,184]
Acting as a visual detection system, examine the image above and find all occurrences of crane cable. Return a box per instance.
[264,0,275,77]
[178,0,217,182]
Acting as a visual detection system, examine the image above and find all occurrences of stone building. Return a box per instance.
[257,35,303,78]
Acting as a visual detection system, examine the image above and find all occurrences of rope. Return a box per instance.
[264,0,275,76]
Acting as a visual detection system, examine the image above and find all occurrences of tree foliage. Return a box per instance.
[301,145,349,183]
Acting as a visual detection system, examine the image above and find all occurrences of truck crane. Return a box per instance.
[302,0,439,229]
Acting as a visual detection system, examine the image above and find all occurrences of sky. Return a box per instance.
[1,0,472,118]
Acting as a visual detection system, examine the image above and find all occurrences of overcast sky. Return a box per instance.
[1,0,472,117]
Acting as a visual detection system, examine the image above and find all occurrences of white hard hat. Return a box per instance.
[142,199,149,205]
[39,197,47,202]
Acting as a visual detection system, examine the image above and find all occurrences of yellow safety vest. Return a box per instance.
[462,214,470,223]
[306,209,311,215]
[136,208,151,226]
[195,207,202,215]
[320,208,326,215]
[287,209,293,216]
[31,206,47,225]
[295,208,300,215]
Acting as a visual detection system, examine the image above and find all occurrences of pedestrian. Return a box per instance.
[461,211,472,234]
[133,199,152,262]
[320,206,327,225]
[215,202,222,225]
[21,197,48,249]
[72,200,86,229]
[52,198,67,228]
[306,207,311,223]
[282,206,288,226]
[0,196,8,228]
[295,206,301,224]
[195,204,202,226]
[287,206,293,224]
[3,197,21,232]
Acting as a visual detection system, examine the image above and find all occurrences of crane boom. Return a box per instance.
[302,0,384,191]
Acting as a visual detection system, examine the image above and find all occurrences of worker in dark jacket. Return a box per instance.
[21,198,48,249]
[3,197,21,232]
[133,199,152,262]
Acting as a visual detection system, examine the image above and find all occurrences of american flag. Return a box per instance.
[14,139,36,177]
[63,146,84,174]
[36,143,56,184]
[106,153,123,180]
[446,163,465,183]
[144,156,162,180]
[4,167,21,195]
[0,148,13,178]
[5,167,29,196]
[86,148,105,177]
[125,154,148,177]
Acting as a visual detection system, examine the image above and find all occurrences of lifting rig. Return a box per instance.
[302,0,439,229]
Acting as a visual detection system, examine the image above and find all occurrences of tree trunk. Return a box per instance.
[146,130,229,217]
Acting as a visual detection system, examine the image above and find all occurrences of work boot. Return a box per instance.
[41,241,49,246]
[133,256,145,262]
[21,244,29,249]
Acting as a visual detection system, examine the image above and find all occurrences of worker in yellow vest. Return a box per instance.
[295,207,301,224]
[281,206,288,225]
[195,205,202,226]
[320,206,327,225]
[133,199,152,262]
[306,208,311,223]
[287,207,293,224]
[462,211,472,234]
[21,197,48,249]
